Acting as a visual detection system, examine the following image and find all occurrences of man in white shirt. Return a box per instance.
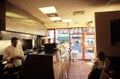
[3,37,24,73]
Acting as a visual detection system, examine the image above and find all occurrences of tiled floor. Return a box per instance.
[67,60,93,79]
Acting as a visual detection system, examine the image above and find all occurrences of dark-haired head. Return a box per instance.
[11,37,18,42]
[11,37,18,47]
[97,51,106,61]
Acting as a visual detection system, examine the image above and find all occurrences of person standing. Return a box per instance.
[71,41,82,59]
[3,37,24,73]
[71,41,81,53]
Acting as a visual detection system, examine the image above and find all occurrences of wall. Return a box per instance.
[95,11,120,57]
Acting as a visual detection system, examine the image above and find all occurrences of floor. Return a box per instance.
[67,60,93,79]
[70,50,94,60]
[77,52,94,59]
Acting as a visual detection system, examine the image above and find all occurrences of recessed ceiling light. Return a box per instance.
[62,19,72,22]
[73,11,85,16]
[49,17,61,21]
[46,13,58,17]
[39,6,57,14]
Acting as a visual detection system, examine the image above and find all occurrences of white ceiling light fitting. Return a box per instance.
[73,11,85,16]
[39,6,62,22]
[49,17,61,21]
[62,19,72,22]
[39,6,57,14]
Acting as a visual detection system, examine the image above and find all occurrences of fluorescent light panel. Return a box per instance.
[49,17,61,21]
[62,19,72,22]
[39,6,57,14]
[47,13,58,17]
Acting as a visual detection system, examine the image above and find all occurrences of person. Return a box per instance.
[71,41,81,53]
[71,41,82,60]
[88,51,112,79]
[3,37,24,74]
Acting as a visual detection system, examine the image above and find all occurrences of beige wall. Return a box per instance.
[95,11,120,57]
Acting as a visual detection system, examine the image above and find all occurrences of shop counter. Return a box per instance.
[20,51,69,79]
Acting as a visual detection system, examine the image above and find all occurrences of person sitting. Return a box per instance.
[88,51,112,79]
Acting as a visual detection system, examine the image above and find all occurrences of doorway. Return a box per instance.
[70,34,82,59]
[47,27,95,60]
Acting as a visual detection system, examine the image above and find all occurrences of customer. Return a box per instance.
[3,37,24,73]
[88,51,112,79]
[71,41,81,53]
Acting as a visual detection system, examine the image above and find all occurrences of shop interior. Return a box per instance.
[0,0,120,79]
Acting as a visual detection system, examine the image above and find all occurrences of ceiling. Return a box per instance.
[8,0,120,29]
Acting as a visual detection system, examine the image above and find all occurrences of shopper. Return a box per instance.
[88,51,111,79]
